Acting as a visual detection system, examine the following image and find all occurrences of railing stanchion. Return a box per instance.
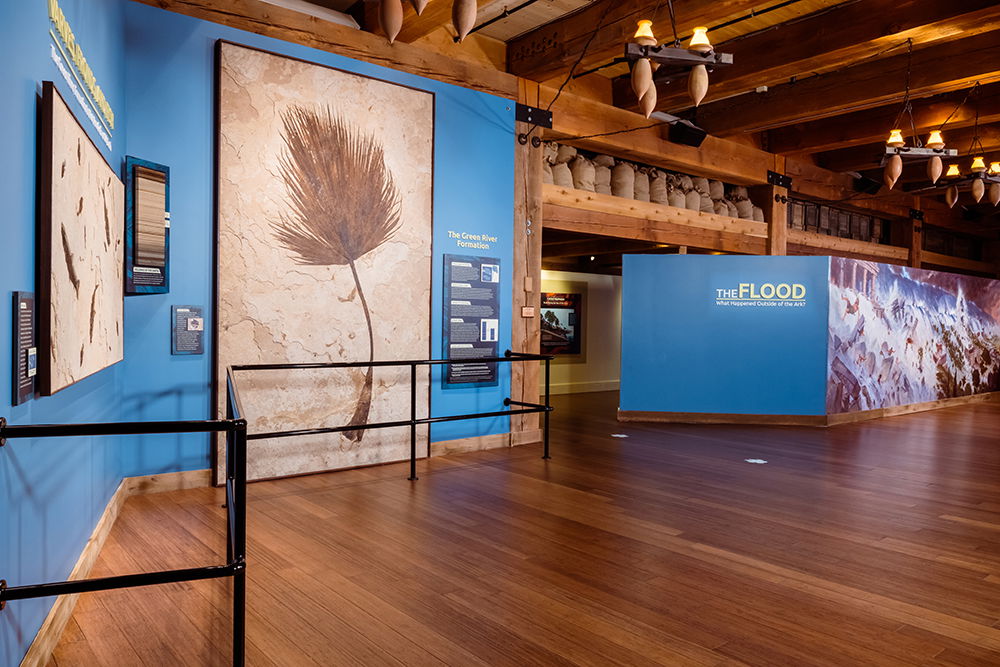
[232,419,247,666]
[409,362,418,481]
[543,357,551,460]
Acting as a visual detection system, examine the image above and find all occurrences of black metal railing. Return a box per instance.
[0,350,552,666]
[228,349,554,481]
[0,369,248,665]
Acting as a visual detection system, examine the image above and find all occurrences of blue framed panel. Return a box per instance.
[124,156,170,294]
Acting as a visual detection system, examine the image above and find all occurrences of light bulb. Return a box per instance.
[886,129,905,147]
[989,161,1000,175]
[926,130,945,149]
[945,163,961,177]
[634,20,655,44]
[688,26,712,53]
[971,156,986,172]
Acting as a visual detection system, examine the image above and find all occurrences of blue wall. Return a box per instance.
[620,255,830,416]
[1,2,514,662]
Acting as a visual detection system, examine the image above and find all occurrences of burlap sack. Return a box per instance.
[593,154,616,168]
[595,165,612,195]
[543,142,559,164]
[726,200,739,218]
[570,156,596,192]
[612,162,636,199]
[542,161,554,184]
[554,144,577,164]
[735,199,754,219]
[709,179,725,200]
[752,206,765,222]
[552,161,573,188]
[669,190,686,208]
[649,170,668,204]
[633,168,651,202]
[713,200,729,216]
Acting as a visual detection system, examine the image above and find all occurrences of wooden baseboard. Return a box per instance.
[617,410,827,426]
[20,469,211,667]
[511,428,543,446]
[827,391,1000,425]
[431,433,510,456]
[619,392,1000,428]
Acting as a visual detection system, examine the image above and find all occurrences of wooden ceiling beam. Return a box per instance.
[688,30,1000,136]
[618,0,1000,114]
[507,0,761,83]
[131,0,518,98]
[768,81,1000,155]
[817,124,1000,173]
[543,238,665,258]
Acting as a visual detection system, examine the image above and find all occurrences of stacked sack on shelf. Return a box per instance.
[542,142,765,222]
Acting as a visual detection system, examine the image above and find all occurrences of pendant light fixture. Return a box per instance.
[928,82,1000,208]
[379,0,403,44]
[623,2,733,118]
[631,20,656,101]
[882,40,956,189]
[453,0,477,43]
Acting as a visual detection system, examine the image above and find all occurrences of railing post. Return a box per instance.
[408,362,418,481]
[232,420,247,666]
[543,357,551,460]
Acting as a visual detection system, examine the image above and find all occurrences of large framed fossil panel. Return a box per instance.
[215,42,434,481]
[38,81,124,395]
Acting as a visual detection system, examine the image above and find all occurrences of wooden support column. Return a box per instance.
[511,112,543,444]
[766,156,788,256]
[908,198,924,269]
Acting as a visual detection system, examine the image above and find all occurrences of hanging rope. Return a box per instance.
[968,84,986,156]
[665,0,680,46]
[889,39,917,144]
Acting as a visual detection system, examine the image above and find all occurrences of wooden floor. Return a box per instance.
[48,391,1000,666]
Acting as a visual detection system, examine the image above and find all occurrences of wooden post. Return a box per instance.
[909,197,923,269]
[766,156,788,256]
[511,104,544,444]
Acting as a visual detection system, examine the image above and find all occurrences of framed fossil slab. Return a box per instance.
[215,42,434,481]
[38,81,124,395]
[124,156,170,294]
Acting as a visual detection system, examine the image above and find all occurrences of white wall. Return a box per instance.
[540,270,622,395]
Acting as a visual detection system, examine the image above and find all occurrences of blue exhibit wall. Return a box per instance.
[1,2,514,662]
[122,2,515,442]
[0,1,128,664]
[620,255,831,416]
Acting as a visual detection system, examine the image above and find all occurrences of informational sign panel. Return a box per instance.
[12,292,36,405]
[171,305,204,355]
[443,254,500,385]
[125,156,170,293]
[541,292,582,355]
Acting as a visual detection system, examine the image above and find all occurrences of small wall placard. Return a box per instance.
[12,291,36,405]
[171,305,204,355]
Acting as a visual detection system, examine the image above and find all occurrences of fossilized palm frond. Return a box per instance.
[272,105,402,266]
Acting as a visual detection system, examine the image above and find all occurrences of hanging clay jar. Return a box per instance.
[410,0,429,15]
[688,64,709,107]
[990,182,1000,207]
[380,0,403,44]
[453,0,477,43]
[971,178,985,203]
[631,58,652,101]
[883,154,903,190]
[926,155,942,184]
[640,85,657,119]
[946,185,959,208]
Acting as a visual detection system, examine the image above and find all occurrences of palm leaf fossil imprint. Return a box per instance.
[271,105,402,443]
